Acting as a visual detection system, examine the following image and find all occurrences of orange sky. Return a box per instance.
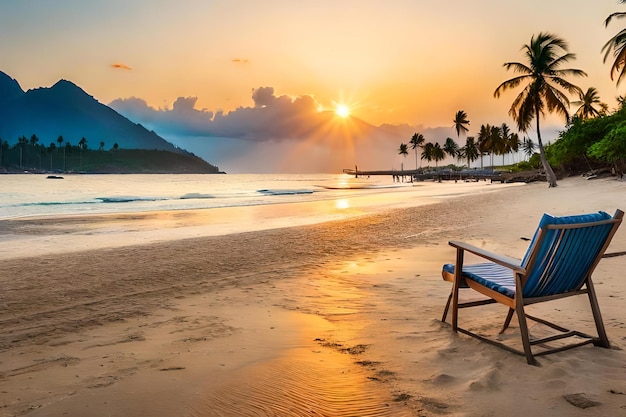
[1,1,624,172]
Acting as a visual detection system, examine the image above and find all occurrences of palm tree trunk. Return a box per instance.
[535,108,558,187]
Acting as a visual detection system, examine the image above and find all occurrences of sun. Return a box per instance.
[335,104,350,118]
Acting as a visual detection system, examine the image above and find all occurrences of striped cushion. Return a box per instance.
[522,211,612,297]
[443,263,516,298]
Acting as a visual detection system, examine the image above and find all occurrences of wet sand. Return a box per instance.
[1,177,625,416]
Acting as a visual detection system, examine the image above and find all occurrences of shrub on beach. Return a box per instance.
[546,98,626,174]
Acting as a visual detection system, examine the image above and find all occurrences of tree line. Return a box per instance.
[398,114,537,172]
[0,134,119,172]
[398,2,626,187]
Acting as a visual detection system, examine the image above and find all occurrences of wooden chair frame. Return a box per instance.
[441,209,623,365]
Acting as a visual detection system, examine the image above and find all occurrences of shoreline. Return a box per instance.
[0,179,522,260]
[1,176,626,416]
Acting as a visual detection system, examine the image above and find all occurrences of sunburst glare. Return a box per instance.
[335,104,350,118]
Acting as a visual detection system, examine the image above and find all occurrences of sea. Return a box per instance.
[0,173,520,259]
[0,173,420,220]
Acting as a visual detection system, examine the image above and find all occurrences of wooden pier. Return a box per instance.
[342,168,506,182]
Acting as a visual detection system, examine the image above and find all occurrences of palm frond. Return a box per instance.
[605,11,626,27]
[494,75,531,97]
[503,62,532,74]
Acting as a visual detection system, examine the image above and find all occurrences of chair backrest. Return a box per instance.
[519,210,622,298]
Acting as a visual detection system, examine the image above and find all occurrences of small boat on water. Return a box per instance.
[46,175,64,179]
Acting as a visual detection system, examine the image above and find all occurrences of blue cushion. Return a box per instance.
[443,263,516,297]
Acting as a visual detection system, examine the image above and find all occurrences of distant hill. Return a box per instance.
[0,70,221,173]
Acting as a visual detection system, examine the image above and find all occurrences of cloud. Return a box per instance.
[110,96,214,136]
[110,87,334,142]
[111,63,132,70]
[109,87,462,172]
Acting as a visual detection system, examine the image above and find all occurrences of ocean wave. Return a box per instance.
[257,189,315,196]
[96,196,167,203]
[179,193,215,200]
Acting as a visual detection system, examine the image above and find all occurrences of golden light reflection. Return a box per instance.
[335,199,350,209]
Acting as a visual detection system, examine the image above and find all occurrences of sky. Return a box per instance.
[1,0,624,173]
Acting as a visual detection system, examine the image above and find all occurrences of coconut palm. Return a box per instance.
[603,1,626,86]
[496,123,514,165]
[572,87,603,119]
[443,137,459,162]
[453,110,470,139]
[477,124,494,169]
[409,133,425,170]
[398,142,408,171]
[494,32,586,187]
[522,137,536,160]
[508,131,521,163]
[398,142,408,158]
[78,137,87,168]
[459,136,479,169]
[17,135,27,168]
[432,143,445,168]
[48,142,56,170]
[57,136,65,171]
[421,142,435,167]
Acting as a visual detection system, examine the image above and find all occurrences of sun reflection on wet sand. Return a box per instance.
[185,260,415,416]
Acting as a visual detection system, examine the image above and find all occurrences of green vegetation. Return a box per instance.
[0,135,221,174]
[547,99,626,173]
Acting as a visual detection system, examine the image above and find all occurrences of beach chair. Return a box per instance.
[440,209,623,365]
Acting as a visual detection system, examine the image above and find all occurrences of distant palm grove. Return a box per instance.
[0,135,220,174]
[398,2,626,187]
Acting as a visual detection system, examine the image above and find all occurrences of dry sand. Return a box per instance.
[1,176,625,416]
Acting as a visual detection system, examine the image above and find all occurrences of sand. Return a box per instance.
[1,176,625,416]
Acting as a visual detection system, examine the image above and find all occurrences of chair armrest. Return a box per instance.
[448,240,525,274]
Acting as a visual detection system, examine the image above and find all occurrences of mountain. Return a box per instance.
[0,71,184,154]
[0,71,24,102]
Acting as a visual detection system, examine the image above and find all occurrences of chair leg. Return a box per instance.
[515,299,537,365]
[442,292,452,322]
[500,308,515,334]
[586,279,610,348]
[451,249,464,332]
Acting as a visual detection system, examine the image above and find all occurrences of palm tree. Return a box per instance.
[432,143,445,168]
[496,123,514,165]
[459,136,479,169]
[453,110,470,139]
[603,1,626,86]
[112,143,119,161]
[477,124,493,169]
[522,137,537,161]
[443,137,459,162]
[18,135,27,169]
[494,32,586,187]
[409,133,425,170]
[398,142,408,175]
[48,142,56,170]
[57,136,65,171]
[78,137,87,168]
[421,142,435,167]
[572,87,603,119]
[508,132,521,163]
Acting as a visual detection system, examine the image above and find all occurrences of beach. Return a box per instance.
[1,177,626,416]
